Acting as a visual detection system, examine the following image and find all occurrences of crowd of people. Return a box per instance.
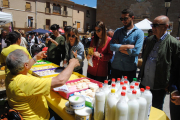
[0,8,180,120]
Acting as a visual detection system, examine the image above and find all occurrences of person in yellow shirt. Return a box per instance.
[0,31,45,74]
[5,49,80,120]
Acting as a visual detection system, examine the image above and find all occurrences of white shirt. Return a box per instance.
[30,37,35,46]
[1,38,7,49]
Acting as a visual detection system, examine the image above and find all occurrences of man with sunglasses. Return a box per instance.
[140,15,180,112]
[110,8,144,82]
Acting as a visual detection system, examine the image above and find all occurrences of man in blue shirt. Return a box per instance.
[110,8,144,82]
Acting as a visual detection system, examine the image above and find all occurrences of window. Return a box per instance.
[53,3,61,14]
[26,2,31,11]
[86,10,90,18]
[64,6,67,11]
[63,21,67,27]
[45,2,50,13]
[28,16,33,28]
[3,0,9,8]
[46,19,50,30]
[46,2,50,8]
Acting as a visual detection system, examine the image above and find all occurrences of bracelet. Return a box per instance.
[33,57,37,62]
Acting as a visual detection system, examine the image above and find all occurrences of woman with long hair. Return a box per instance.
[87,21,113,82]
[63,28,84,74]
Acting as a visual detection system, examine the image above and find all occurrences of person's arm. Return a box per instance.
[51,58,80,88]
[75,43,84,61]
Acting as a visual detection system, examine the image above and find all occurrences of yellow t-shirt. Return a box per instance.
[0,44,31,74]
[5,73,52,120]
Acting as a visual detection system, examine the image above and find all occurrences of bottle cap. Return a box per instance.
[99,84,103,88]
[112,83,116,87]
[104,80,108,84]
[112,78,115,82]
[135,82,139,86]
[133,78,137,81]
[122,86,126,90]
[132,90,137,94]
[120,82,124,85]
[121,91,126,96]
[111,89,115,93]
[124,81,128,84]
[130,85,134,89]
[146,86,150,90]
[124,76,127,79]
[117,78,121,81]
[140,88,145,92]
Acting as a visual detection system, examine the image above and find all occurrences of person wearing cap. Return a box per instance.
[46,24,66,65]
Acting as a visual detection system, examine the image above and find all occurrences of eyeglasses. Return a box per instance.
[68,34,76,38]
[95,29,101,33]
[150,24,165,28]
[120,17,130,21]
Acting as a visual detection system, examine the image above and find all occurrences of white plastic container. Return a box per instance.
[75,107,92,120]
[115,91,128,120]
[69,95,85,109]
[134,83,140,98]
[130,78,137,86]
[116,82,124,98]
[142,86,152,120]
[65,101,74,114]
[124,76,129,85]
[124,81,129,91]
[111,78,116,85]
[116,78,121,89]
[137,88,147,120]
[105,89,118,120]
[111,83,117,92]
[103,80,110,100]
[127,85,134,100]
[128,90,139,120]
[94,84,105,120]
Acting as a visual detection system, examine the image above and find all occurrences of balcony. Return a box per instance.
[63,11,68,16]
[53,9,61,15]
[25,5,31,11]
[45,7,51,14]
[2,1,9,8]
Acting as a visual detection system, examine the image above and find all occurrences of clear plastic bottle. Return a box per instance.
[137,88,147,120]
[105,89,118,120]
[142,86,152,120]
[127,85,135,99]
[103,80,110,100]
[128,90,139,120]
[124,76,129,85]
[116,78,121,89]
[94,84,106,120]
[134,83,140,98]
[124,81,129,91]
[130,78,137,86]
[116,82,124,98]
[115,91,128,120]
[111,83,117,92]
[111,78,116,85]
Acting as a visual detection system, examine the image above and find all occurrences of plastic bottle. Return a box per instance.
[94,84,106,120]
[142,86,152,120]
[111,78,116,85]
[124,76,129,85]
[137,88,147,120]
[115,91,128,120]
[105,89,118,120]
[116,82,124,98]
[130,78,137,86]
[111,83,117,92]
[103,80,110,100]
[116,78,121,89]
[120,86,129,102]
[127,85,134,99]
[128,90,139,120]
[124,81,129,91]
[134,83,140,98]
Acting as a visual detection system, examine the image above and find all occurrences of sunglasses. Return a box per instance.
[120,17,130,21]
[150,24,165,28]
[68,34,76,38]
[95,29,101,33]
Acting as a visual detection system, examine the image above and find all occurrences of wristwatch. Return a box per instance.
[33,57,37,62]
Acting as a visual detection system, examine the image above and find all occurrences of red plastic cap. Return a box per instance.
[42,47,48,51]
[122,86,126,90]
[124,76,127,79]
[112,78,115,82]
[121,91,126,96]
[130,85,134,89]
[117,78,121,81]
[120,82,124,85]
[99,84,103,88]
[135,83,139,86]
[132,90,137,94]
[112,84,116,87]
[140,88,145,92]
[104,80,108,84]
[124,81,128,84]
[146,86,150,90]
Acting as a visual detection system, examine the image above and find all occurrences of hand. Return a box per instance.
[113,39,119,44]
[93,51,100,58]
[72,50,77,58]
[128,45,135,49]
[46,38,51,42]
[171,91,180,105]
[86,55,91,60]
[34,51,47,60]
[69,58,80,68]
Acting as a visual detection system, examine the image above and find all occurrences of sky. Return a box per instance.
[70,0,97,8]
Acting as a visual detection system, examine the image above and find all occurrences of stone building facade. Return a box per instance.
[97,0,180,37]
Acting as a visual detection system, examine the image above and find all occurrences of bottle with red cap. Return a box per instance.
[123,76,129,85]
[142,86,152,120]
[118,86,129,102]
[130,78,138,86]
[116,82,124,97]
[137,88,147,120]
[128,90,139,120]
[111,78,116,85]
[115,91,128,120]
[103,80,110,100]
[134,82,140,98]
[116,78,121,89]
[110,83,117,92]
[94,84,105,120]
[127,85,135,99]
[124,80,129,91]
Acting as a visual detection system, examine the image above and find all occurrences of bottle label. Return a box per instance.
[147,103,152,118]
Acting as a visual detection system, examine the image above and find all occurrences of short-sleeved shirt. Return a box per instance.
[5,73,52,120]
[0,44,31,74]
